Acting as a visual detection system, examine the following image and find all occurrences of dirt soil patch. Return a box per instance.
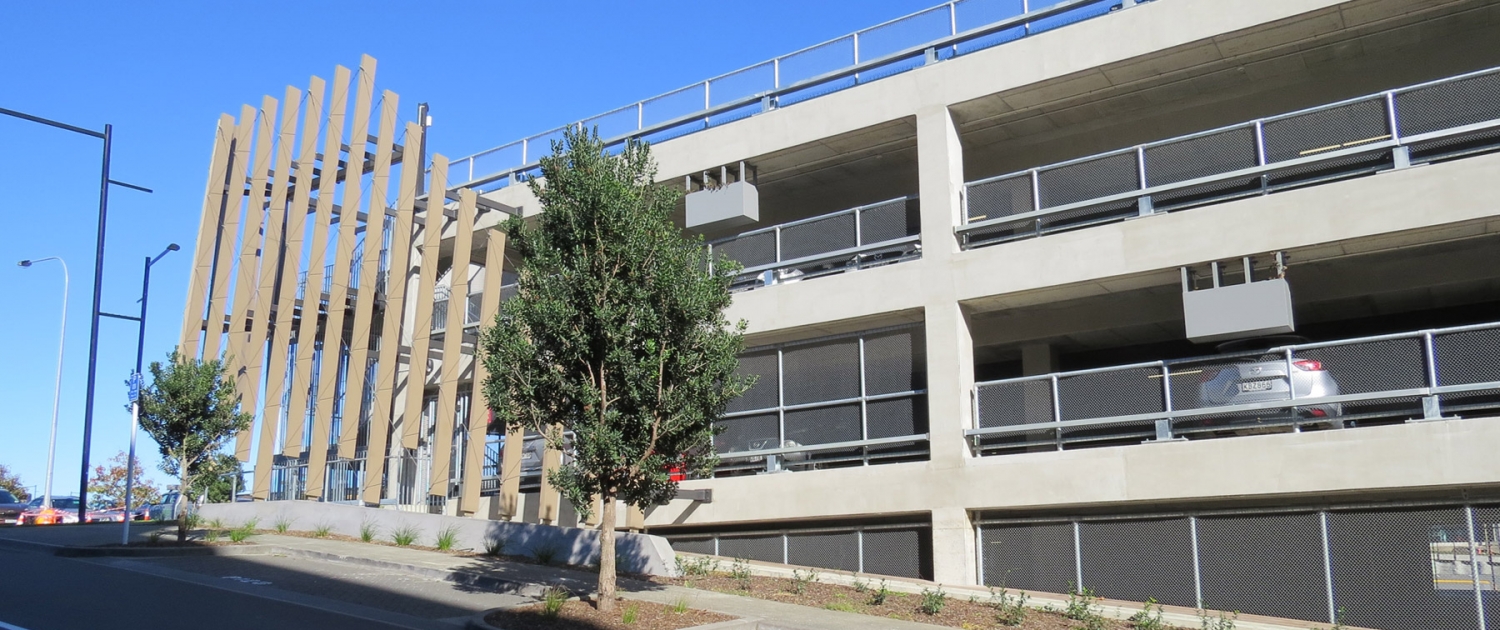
[485,599,733,630]
[654,573,1187,630]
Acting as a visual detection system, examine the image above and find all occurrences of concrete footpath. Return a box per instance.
[0,524,1357,630]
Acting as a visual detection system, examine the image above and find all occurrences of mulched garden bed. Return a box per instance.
[653,572,1188,630]
[485,599,733,630]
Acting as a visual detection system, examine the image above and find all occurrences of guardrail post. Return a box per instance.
[1051,374,1063,451]
[1420,331,1444,421]
[1190,516,1204,609]
[1284,347,1300,432]
[1073,521,1084,590]
[1152,363,1176,442]
[1466,505,1490,630]
[1136,146,1153,216]
[1320,511,1337,625]
[1385,92,1411,169]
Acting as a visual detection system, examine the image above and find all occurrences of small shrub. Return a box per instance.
[391,525,419,547]
[359,520,379,543]
[204,528,222,543]
[533,545,560,565]
[273,514,294,534]
[852,577,869,593]
[540,586,568,618]
[730,557,752,590]
[919,586,947,615]
[1198,609,1239,630]
[1130,597,1166,630]
[1063,583,1106,630]
[483,535,506,556]
[435,525,460,551]
[790,568,819,595]
[674,555,719,577]
[206,518,225,530]
[147,529,164,544]
[670,595,690,614]
[989,587,1029,627]
[869,580,891,606]
[621,603,639,624]
[312,522,333,538]
[228,526,252,543]
[181,511,202,530]
[241,517,260,531]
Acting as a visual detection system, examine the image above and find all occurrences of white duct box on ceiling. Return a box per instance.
[685,181,759,231]
[1183,278,1296,343]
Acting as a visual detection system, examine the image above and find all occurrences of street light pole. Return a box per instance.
[16,257,68,512]
[112,243,178,544]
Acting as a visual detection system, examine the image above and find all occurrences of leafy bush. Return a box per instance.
[790,568,819,595]
[674,555,720,577]
[1198,609,1238,630]
[869,580,891,606]
[989,587,1029,627]
[730,557,752,590]
[919,586,947,615]
[1130,597,1166,630]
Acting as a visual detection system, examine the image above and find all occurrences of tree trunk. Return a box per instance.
[177,453,190,543]
[597,493,618,612]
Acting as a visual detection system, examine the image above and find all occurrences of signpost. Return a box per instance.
[122,371,143,545]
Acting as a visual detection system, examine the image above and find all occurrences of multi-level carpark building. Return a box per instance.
[179,1,1500,627]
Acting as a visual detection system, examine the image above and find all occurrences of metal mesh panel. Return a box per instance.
[980,522,1075,593]
[713,231,776,270]
[1328,507,1477,630]
[784,403,862,446]
[1056,367,1163,421]
[1198,512,1328,622]
[1396,71,1500,138]
[1435,328,1500,387]
[976,379,1053,428]
[862,527,929,579]
[718,534,784,564]
[1079,518,1195,608]
[1262,98,1389,165]
[1168,355,1275,412]
[780,212,856,261]
[782,338,860,405]
[1145,126,1258,186]
[1297,338,1425,420]
[1037,198,1137,233]
[863,328,925,395]
[787,531,860,573]
[858,198,917,245]
[726,350,780,413]
[715,413,779,454]
[865,396,926,439]
[669,536,716,556]
[967,174,1034,221]
[1037,151,1138,209]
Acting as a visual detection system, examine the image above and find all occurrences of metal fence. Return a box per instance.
[969,321,1500,456]
[978,502,1500,629]
[715,324,929,477]
[432,283,517,333]
[665,521,933,580]
[707,197,921,293]
[959,65,1500,248]
[444,0,1140,191]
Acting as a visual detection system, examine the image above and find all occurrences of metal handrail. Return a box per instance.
[718,433,931,460]
[439,0,1133,192]
[957,66,1500,242]
[707,196,919,279]
[968,320,1500,442]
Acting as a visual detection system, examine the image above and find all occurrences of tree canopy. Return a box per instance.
[480,126,750,609]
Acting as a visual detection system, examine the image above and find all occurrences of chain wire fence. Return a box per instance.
[979,502,1500,629]
[664,520,933,580]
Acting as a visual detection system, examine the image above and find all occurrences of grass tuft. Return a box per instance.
[273,513,294,534]
[540,587,568,618]
[435,525,460,551]
[359,519,379,543]
[621,603,639,624]
[483,535,506,556]
[312,522,333,538]
[391,525,420,547]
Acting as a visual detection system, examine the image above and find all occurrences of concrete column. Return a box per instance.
[931,507,977,586]
[1021,343,1060,376]
[917,105,978,586]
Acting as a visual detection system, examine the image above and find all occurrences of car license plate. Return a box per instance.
[1238,380,1274,393]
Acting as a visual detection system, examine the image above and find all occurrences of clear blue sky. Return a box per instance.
[0,0,941,497]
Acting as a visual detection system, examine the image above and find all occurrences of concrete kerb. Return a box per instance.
[464,608,764,630]
[196,500,678,577]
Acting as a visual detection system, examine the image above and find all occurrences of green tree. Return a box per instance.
[186,452,244,503]
[480,127,750,611]
[0,464,30,502]
[86,451,162,510]
[138,351,253,542]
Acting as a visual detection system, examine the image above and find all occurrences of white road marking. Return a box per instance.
[222,575,273,585]
[0,620,33,630]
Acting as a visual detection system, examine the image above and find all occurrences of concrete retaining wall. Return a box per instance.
[197,501,678,577]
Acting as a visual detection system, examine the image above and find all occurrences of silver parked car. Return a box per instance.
[1195,337,1343,429]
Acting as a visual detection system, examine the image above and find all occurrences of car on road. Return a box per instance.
[19,496,83,525]
[0,490,25,526]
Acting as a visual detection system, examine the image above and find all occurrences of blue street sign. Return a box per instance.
[127,371,143,403]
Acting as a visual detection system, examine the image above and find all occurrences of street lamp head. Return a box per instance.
[18,260,32,267]
[167,243,180,252]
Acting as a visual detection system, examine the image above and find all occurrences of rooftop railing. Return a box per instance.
[442,0,1141,193]
[708,196,921,292]
[958,65,1500,248]
[968,321,1500,456]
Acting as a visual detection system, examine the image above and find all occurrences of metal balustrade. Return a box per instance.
[707,197,920,293]
[959,66,1500,248]
[431,283,518,333]
[444,0,1141,192]
[665,520,933,580]
[968,321,1500,456]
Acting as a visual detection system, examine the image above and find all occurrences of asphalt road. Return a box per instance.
[0,545,524,629]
